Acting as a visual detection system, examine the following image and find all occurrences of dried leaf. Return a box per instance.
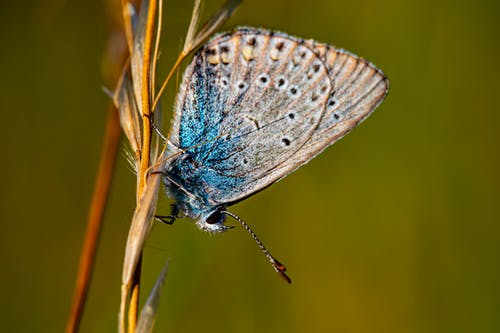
[183,0,202,53]
[122,172,162,286]
[115,73,142,161]
[129,0,152,115]
[135,260,170,333]
[122,2,138,56]
[184,0,242,54]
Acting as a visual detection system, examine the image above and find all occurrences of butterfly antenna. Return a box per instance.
[222,211,291,283]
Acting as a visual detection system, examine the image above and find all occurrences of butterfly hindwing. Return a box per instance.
[273,42,389,173]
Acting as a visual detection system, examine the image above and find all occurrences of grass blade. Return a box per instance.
[135,260,170,333]
[187,0,242,52]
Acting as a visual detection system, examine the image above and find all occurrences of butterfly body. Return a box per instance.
[162,27,388,233]
[162,153,233,232]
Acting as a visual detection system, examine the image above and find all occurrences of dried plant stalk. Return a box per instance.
[65,105,121,333]
[187,0,242,52]
[117,1,160,331]
[115,1,243,332]
[65,1,128,331]
[183,0,202,52]
[128,1,158,330]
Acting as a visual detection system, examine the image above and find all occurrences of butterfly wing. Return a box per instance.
[271,42,389,177]
[169,28,388,205]
[169,28,332,203]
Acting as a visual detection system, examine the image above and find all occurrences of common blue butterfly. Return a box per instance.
[159,28,388,282]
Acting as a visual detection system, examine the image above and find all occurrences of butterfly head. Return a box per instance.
[196,208,233,234]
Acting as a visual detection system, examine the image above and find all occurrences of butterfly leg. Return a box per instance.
[155,204,183,225]
[144,113,167,143]
[154,215,176,225]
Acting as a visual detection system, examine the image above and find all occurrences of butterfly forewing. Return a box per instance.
[168,28,388,205]
[170,28,332,203]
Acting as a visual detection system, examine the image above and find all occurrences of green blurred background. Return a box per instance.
[1,0,499,332]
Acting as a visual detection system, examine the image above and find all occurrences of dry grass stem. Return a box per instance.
[114,1,242,332]
[65,0,129,331]
[151,0,164,101]
[65,105,121,333]
[117,1,157,331]
[188,0,242,52]
[183,0,203,53]
[129,0,157,331]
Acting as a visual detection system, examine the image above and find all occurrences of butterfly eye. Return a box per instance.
[206,210,224,225]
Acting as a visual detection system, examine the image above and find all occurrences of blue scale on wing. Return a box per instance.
[169,37,247,200]
[178,58,223,150]
[185,30,333,204]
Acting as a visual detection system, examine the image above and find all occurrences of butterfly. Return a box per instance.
[159,27,388,282]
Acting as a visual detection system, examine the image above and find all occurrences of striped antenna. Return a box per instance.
[222,211,291,283]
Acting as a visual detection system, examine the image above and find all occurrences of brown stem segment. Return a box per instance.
[128,1,158,332]
[65,104,121,333]
[65,1,128,330]
[137,0,157,194]
[128,255,142,333]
